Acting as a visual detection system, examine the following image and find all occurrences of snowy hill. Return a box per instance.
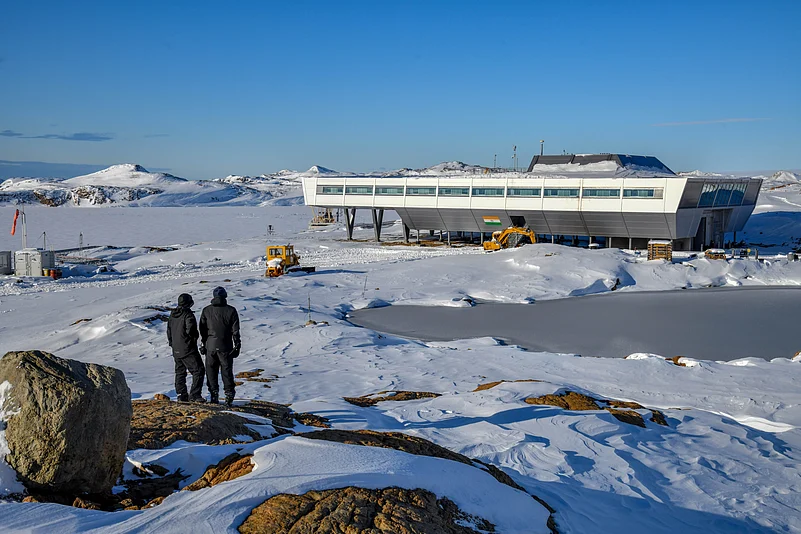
[304,165,338,175]
[63,164,186,187]
[0,164,303,208]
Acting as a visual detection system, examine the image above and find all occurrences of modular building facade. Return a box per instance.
[302,157,762,250]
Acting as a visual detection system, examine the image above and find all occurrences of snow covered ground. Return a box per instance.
[1,178,801,532]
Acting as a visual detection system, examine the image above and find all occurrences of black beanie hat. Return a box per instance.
[178,293,194,307]
[213,286,227,299]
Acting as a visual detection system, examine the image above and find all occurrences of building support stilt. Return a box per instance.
[371,208,384,242]
[403,224,410,243]
[346,208,357,240]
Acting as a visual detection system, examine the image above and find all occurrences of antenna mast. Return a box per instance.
[21,207,27,249]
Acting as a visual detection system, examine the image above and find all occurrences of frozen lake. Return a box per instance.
[349,286,801,361]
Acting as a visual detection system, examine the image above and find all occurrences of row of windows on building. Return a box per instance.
[318,185,665,199]
[697,182,748,207]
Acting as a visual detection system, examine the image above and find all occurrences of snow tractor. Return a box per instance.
[265,244,316,277]
[483,227,537,252]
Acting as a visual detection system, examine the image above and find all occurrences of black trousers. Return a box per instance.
[174,353,205,399]
[205,350,235,397]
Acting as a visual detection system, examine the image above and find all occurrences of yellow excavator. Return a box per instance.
[483,227,537,252]
[265,244,316,277]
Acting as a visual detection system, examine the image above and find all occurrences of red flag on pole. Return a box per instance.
[11,209,19,235]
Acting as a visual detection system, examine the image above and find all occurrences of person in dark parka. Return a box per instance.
[200,286,241,406]
[167,293,206,402]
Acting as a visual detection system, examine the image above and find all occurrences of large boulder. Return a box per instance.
[239,487,496,534]
[0,351,132,494]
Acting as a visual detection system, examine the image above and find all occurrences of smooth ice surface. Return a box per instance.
[349,286,801,361]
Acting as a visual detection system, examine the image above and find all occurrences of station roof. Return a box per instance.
[527,154,674,175]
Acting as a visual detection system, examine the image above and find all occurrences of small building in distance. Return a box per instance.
[301,154,762,250]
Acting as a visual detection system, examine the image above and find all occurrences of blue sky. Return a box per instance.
[1,0,799,179]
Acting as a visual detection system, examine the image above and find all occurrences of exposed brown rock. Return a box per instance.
[142,314,169,324]
[238,487,496,534]
[72,497,103,510]
[0,350,132,494]
[605,408,646,428]
[145,496,166,508]
[525,391,601,411]
[130,400,269,449]
[128,399,296,450]
[184,453,254,491]
[474,379,543,392]
[650,410,669,426]
[667,356,688,367]
[344,390,441,408]
[299,429,472,466]
[238,400,295,429]
[153,393,170,401]
[236,369,264,379]
[607,400,644,410]
[294,412,331,428]
[526,390,668,430]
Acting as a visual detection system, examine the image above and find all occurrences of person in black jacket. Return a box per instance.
[167,293,206,402]
[200,286,241,406]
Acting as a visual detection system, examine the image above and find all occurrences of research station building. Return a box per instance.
[301,154,762,250]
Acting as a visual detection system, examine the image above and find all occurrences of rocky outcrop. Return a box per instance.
[298,429,472,466]
[344,390,441,407]
[129,400,268,449]
[183,453,254,491]
[525,390,668,428]
[473,379,543,392]
[0,350,132,494]
[239,487,496,534]
[128,399,307,449]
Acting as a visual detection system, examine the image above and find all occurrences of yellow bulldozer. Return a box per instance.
[483,227,537,252]
[265,244,316,277]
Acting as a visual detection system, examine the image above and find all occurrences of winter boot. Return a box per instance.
[224,394,235,407]
[209,392,219,404]
[177,394,189,402]
[189,396,206,403]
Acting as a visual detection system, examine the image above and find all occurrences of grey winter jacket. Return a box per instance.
[167,306,201,358]
[200,297,241,354]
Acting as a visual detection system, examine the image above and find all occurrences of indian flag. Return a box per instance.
[482,216,502,226]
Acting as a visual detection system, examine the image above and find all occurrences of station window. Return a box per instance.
[729,183,747,205]
[375,186,404,195]
[623,188,663,199]
[345,185,374,195]
[471,187,505,197]
[406,187,436,196]
[582,188,620,198]
[438,187,470,196]
[317,185,343,195]
[544,188,579,198]
[697,183,717,207]
[507,188,541,197]
[713,183,733,207]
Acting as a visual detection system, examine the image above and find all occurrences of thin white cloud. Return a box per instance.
[652,118,771,127]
